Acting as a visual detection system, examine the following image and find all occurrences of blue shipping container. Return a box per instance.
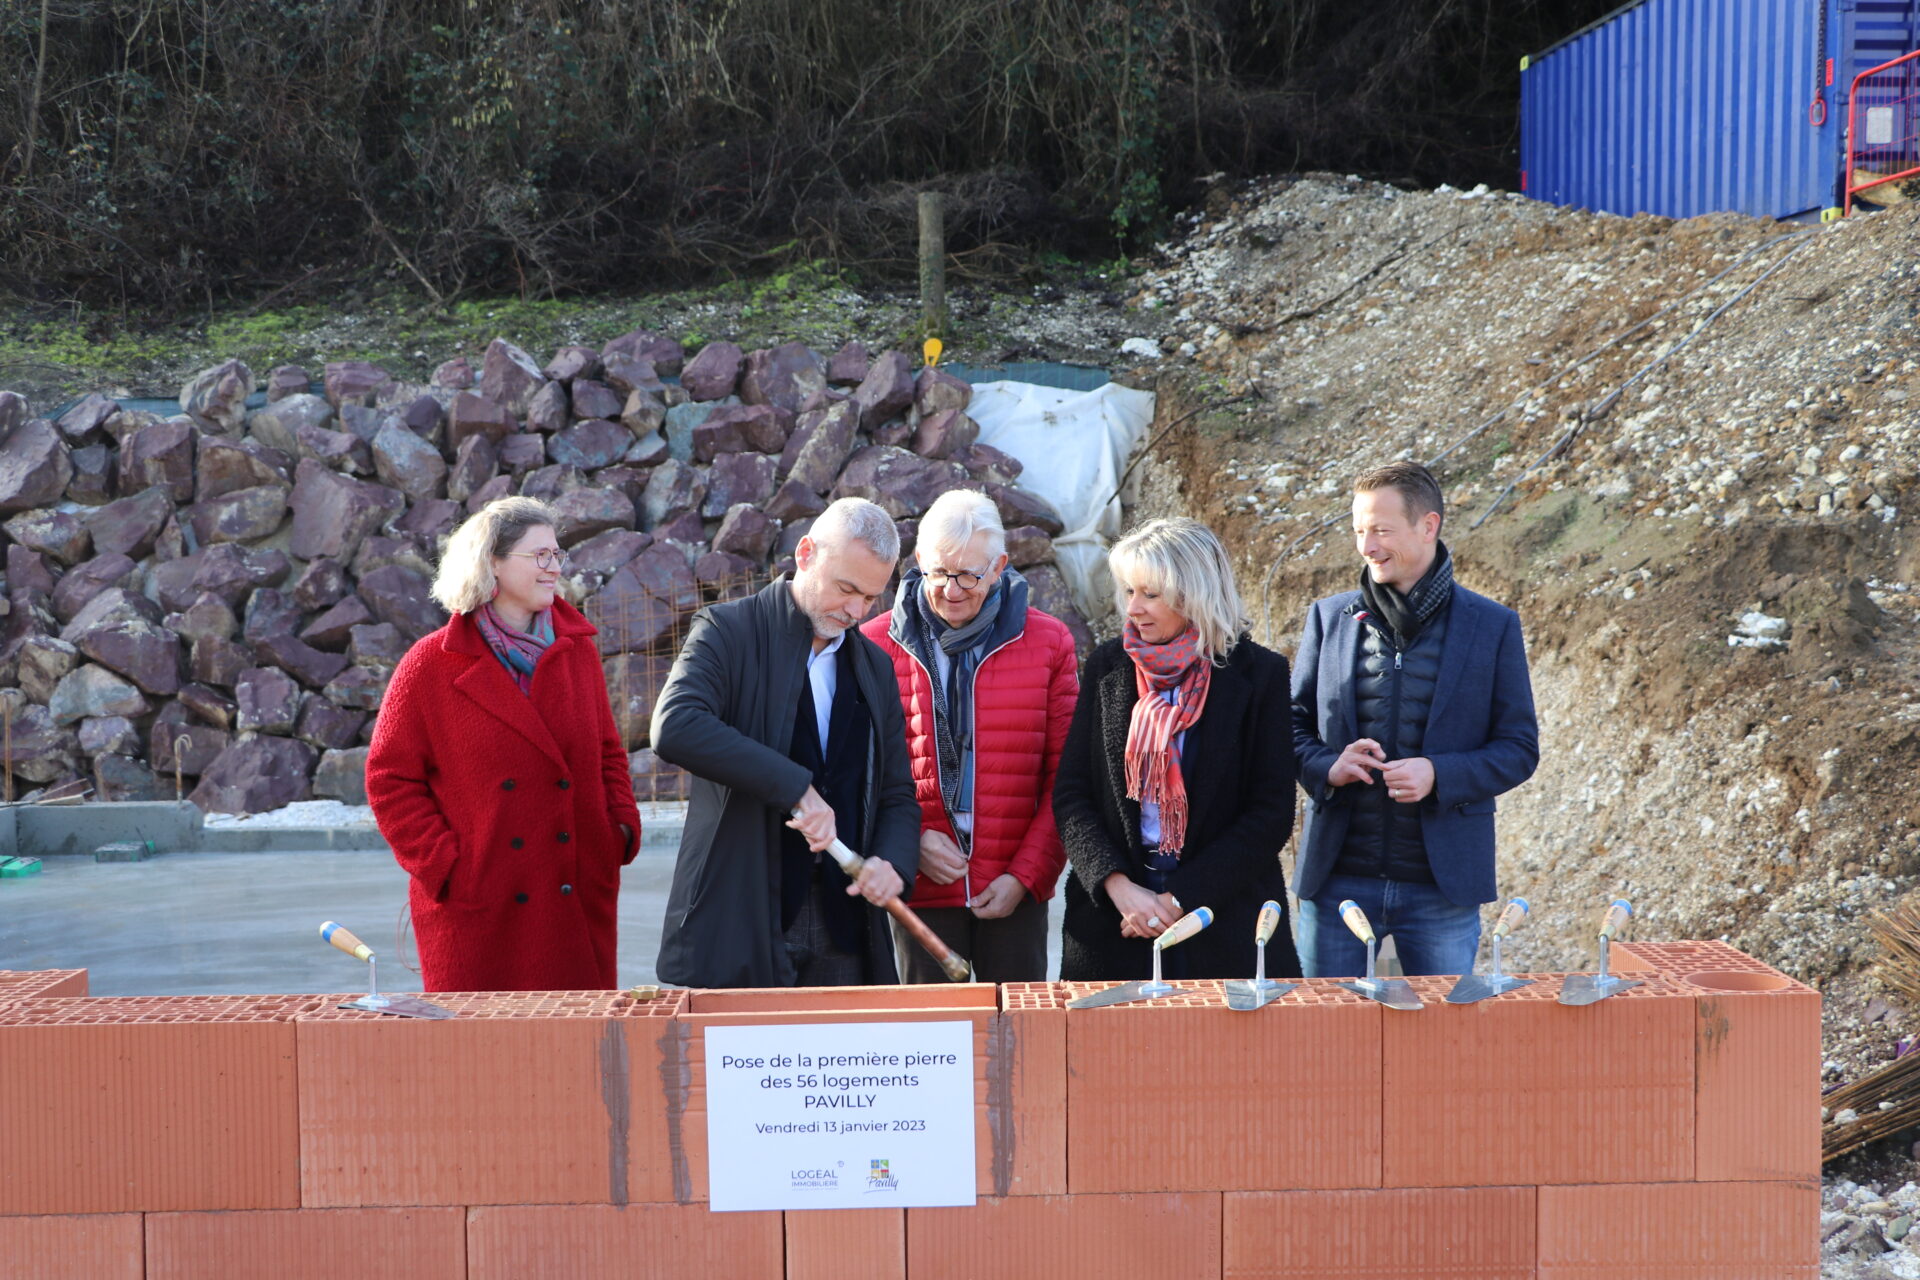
[1521,0,1919,221]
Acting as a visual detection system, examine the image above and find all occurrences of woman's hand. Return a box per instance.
[1105,872,1183,939]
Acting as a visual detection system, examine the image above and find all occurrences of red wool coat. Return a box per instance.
[861,603,1079,908]
[366,599,642,992]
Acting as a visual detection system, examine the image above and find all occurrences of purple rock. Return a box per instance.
[323,361,396,409]
[249,393,334,455]
[680,341,746,401]
[64,443,115,506]
[910,409,979,460]
[51,553,136,625]
[552,487,637,547]
[357,564,446,640]
[1006,525,1056,568]
[4,508,90,566]
[702,452,777,518]
[169,594,239,645]
[518,463,586,503]
[255,629,351,689]
[371,419,448,500]
[118,417,196,501]
[952,442,1023,485]
[825,341,870,387]
[831,445,969,519]
[464,474,514,513]
[569,379,624,422]
[785,402,859,494]
[497,432,546,475]
[915,366,973,417]
[549,420,631,471]
[197,436,293,502]
[524,380,570,435]
[288,461,406,562]
[291,558,351,611]
[568,528,653,578]
[480,338,548,418]
[242,588,303,645]
[177,682,238,729]
[766,479,828,523]
[55,392,119,445]
[601,329,684,377]
[190,635,253,688]
[87,486,176,559]
[235,665,303,734]
[543,345,602,384]
[190,735,319,814]
[300,596,374,651]
[712,504,779,561]
[180,360,255,434]
[78,714,142,758]
[266,365,310,402]
[431,357,474,391]
[984,482,1065,536]
[394,497,463,542]
[0,419,74,515]
[640,459,707,529]
[447,393,516,452]
[740,342,826,417]
[60,588,182,695]
[151,704,230,777]
[852,351,916,430]
[346,623,408,670]
[693,404,787,462]
[187,484,291,546]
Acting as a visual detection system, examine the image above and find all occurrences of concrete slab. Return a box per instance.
[0,845,1069,995]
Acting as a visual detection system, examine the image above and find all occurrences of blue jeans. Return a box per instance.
[1297,874,1483,978]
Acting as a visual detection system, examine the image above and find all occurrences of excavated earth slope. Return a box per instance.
[1120,175,1920,1099]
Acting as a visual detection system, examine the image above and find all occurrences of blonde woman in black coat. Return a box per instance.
[1052,517,1300,981]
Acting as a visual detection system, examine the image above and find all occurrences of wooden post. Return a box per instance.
[918,191,947,339]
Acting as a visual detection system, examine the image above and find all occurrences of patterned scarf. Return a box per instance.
[1121,621,1212,857]
[1357,540,1455,647]
[473,602,555,695]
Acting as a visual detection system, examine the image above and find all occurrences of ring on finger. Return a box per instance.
[1148,915,1162,929]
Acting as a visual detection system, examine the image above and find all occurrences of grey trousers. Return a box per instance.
[782,870,867,987]
[892,892,1049,984]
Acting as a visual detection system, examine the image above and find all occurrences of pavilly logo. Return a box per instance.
[866,1158,899,1192]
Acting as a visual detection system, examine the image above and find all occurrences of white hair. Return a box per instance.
[1108,516,1249,663]
[809,497,900,562]
[915,488,1005,564]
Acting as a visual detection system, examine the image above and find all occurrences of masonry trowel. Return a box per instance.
[1444,898,1535,1004]
[1333,900,1423,1011]
[1067,906,1214,1009]
[1225,900,1297,1011]
[1557,899,1642,1006]
[319,921,455,1019]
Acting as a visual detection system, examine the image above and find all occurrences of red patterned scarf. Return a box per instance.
[1121,621,1211,856]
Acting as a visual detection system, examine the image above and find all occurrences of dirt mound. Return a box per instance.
[1121,174,1920,1087]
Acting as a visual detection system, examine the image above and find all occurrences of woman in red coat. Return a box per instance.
[861,488,1079,981]
[366,496,642,991]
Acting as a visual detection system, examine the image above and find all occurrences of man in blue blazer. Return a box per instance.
[1290,463,1539,978]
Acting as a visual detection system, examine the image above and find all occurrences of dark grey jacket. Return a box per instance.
[651,578,919,988]
[1334,602,1450,884]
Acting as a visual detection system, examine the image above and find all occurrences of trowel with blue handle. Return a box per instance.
[1067,907,1214,1009]
[320,921,455,1019]
[1333,900,1423,1011]
[1225,900,1296,1011]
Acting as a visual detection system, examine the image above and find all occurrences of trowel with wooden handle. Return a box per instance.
[1444,898,1535,1004]
[1333,900,1423,1011]
[1225,900,1297,1011]
[320,921,455,1019]
[1557,899,1642,1006]
[1066,907,1214,1009]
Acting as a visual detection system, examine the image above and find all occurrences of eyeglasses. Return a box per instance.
[925,567,988,590]
[503,549,569,571]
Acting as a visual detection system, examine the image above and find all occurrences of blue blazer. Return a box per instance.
[1290,585,1539,908]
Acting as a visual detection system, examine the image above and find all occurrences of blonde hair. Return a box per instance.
[431,496,560,614]
[1108,517,1248,662]
[916,488,1005,564]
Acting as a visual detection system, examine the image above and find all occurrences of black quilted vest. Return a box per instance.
[1332,599,1451,883]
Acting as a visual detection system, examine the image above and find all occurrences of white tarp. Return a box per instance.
[966,379,1156,621]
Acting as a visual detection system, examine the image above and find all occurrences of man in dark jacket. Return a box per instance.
[1291,462,1539,978]
[652,497,920,988]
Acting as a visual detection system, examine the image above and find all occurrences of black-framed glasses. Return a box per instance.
[503,548,569,571]
[925,567,987,590]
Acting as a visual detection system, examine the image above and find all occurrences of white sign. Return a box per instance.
[703,1020,976,1211]
[1867,106,1897,147]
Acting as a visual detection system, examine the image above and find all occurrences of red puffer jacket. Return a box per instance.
[861,579,1080,909]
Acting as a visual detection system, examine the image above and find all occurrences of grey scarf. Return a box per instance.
[902,567,1022,828]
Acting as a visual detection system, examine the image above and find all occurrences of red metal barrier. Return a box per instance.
[1846,48,1920,215]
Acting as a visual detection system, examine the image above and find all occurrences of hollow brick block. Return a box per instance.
[1223,1187,1535,1279]
[145,1207,466,1280]
[466,1203,783,1279]
[0,1214,142,1280]
[907,1193,1223,1280]
[786,1208,903,1280]
[1537,1181,1818,1278]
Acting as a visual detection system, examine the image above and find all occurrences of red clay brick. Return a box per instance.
[466,1203,783,1279]
[671,985,1020,1201]
[996,983,1067,1196]
[145,1208,465,1280]
[1537,1181,1818,1278]
[787,1208,903,1280]
[1687,977,1821,1182]
[908,1193,1223,1280]
[1223,1187,1535,1279]
[0,969,89,999]
[0,996,308,1214]
[298,990,682,1208]
[1381,974,1694,1187]
[0,1214,142,1280]
[1065,979,1381,1192]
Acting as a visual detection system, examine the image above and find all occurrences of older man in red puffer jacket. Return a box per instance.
[861,488,1080,981]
